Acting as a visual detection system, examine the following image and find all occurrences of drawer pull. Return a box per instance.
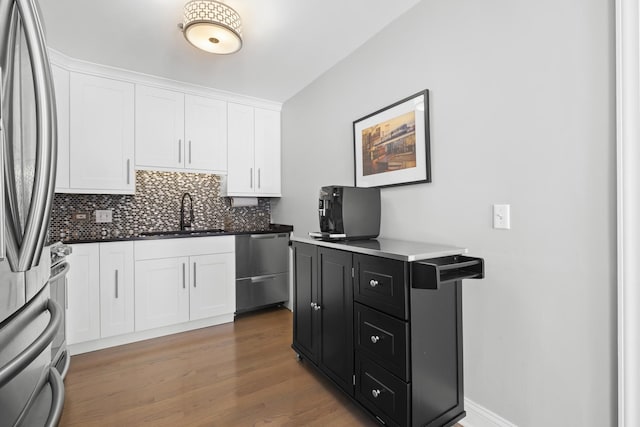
[371,389,381,398]
[369,279,379,287]
[370,335,380,344]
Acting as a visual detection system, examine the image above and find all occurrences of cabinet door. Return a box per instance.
[189,253,235,320]
[292,242,318,364]
[51,65,69,192]
[184,95,227,173]
[227,103,255,194]
[67,243,100,345]
[254,108,281,196]
[99,241,134,338]
[318,247,354,395]
[135,85,185,170]
[135,257,189,331]
[69,72,134,193]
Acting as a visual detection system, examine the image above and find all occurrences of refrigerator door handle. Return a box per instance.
[45,367,65,427]
[12,366,65,427]
[0,298,62,388]
[3,0,57,272]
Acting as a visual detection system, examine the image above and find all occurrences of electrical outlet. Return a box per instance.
[95,209,113,223]
[493,204,510,229]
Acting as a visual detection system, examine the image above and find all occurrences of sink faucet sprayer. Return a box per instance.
[180,193,194,230]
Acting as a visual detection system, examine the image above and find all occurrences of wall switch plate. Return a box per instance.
[95,209,113,223]
[72,212,89,221]
[493,204,510,229]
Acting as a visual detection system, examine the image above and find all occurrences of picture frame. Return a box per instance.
[353,89,431,188]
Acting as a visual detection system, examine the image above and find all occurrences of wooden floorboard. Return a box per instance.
[60,307,462,426]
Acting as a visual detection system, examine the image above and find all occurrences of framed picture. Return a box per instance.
[353,90,431,188]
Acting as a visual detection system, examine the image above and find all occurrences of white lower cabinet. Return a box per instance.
[134,236,235,332]
[134,256,190,331]
[67,237,235,350]
[66,243,100,345]
[189,253,235,321]
[67,241,135,344]
[99,242,135,338]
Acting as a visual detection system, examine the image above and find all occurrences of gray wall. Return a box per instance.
[271,0,616,425]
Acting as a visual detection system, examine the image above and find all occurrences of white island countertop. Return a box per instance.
[291,235,467,262]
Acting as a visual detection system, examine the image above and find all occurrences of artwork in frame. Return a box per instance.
[353,90,431,188]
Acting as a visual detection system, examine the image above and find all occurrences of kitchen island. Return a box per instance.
[290,236,484,427]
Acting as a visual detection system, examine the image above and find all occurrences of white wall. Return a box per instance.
[272,0,616,425]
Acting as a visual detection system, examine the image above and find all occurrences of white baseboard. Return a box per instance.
[68,314,234,355]
[459,398,517,427]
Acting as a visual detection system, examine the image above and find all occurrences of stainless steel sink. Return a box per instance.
[139,228,225,237]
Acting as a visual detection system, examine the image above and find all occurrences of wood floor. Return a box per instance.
[60,307,378,426]
[60,307,464,426]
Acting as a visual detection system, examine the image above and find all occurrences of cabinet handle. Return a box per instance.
[64,278,68,309]
[371,389,381,398]
[182,263,186,289]
[369,279,379,288]
[188,140,192,164]
[370,335,380,344]
[250,168,253,188]
[126,159,131,184]
[193,263,197,288]
[115,270,119,299]
[178,139,182,163]
[258,168,261,189]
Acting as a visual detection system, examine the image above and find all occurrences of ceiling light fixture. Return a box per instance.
[179,0,243,55]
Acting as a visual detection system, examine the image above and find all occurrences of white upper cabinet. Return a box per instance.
[227,103,254,193]
[69,72,135,193]
[254,108,281,196]
[184,94,227,173]
[51,64,70,192]
[135,85,185,170]
[227,103,281,197]
[50,53,281,192]
[136,87,227,174]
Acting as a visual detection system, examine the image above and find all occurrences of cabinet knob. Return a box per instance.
[370,335,380,344]
[310,302,316,308]
[371,389,381,398]
[314,304,321,311]
[369,279,379,287]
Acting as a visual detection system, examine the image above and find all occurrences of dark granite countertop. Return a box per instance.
[53,224,293,245]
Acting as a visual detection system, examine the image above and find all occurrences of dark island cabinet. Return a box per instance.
[292,240,484,427]
[292,243,354,395]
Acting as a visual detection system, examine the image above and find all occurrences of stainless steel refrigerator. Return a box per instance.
[0,0,63,425]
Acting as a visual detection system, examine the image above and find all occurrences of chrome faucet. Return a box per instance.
[180,193,194,230]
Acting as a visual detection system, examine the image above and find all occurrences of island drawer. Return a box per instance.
[354,254,408,320]
[355,302,409,381]
[355,354,409,427]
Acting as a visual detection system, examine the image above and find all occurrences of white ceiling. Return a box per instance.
[38,0,422,102]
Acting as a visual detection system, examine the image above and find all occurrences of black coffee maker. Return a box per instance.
[310,186,380,240]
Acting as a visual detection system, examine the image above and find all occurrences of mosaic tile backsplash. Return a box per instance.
[49,170,271,242]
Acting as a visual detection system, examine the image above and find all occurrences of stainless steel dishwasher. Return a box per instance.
[235,233,290,314]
